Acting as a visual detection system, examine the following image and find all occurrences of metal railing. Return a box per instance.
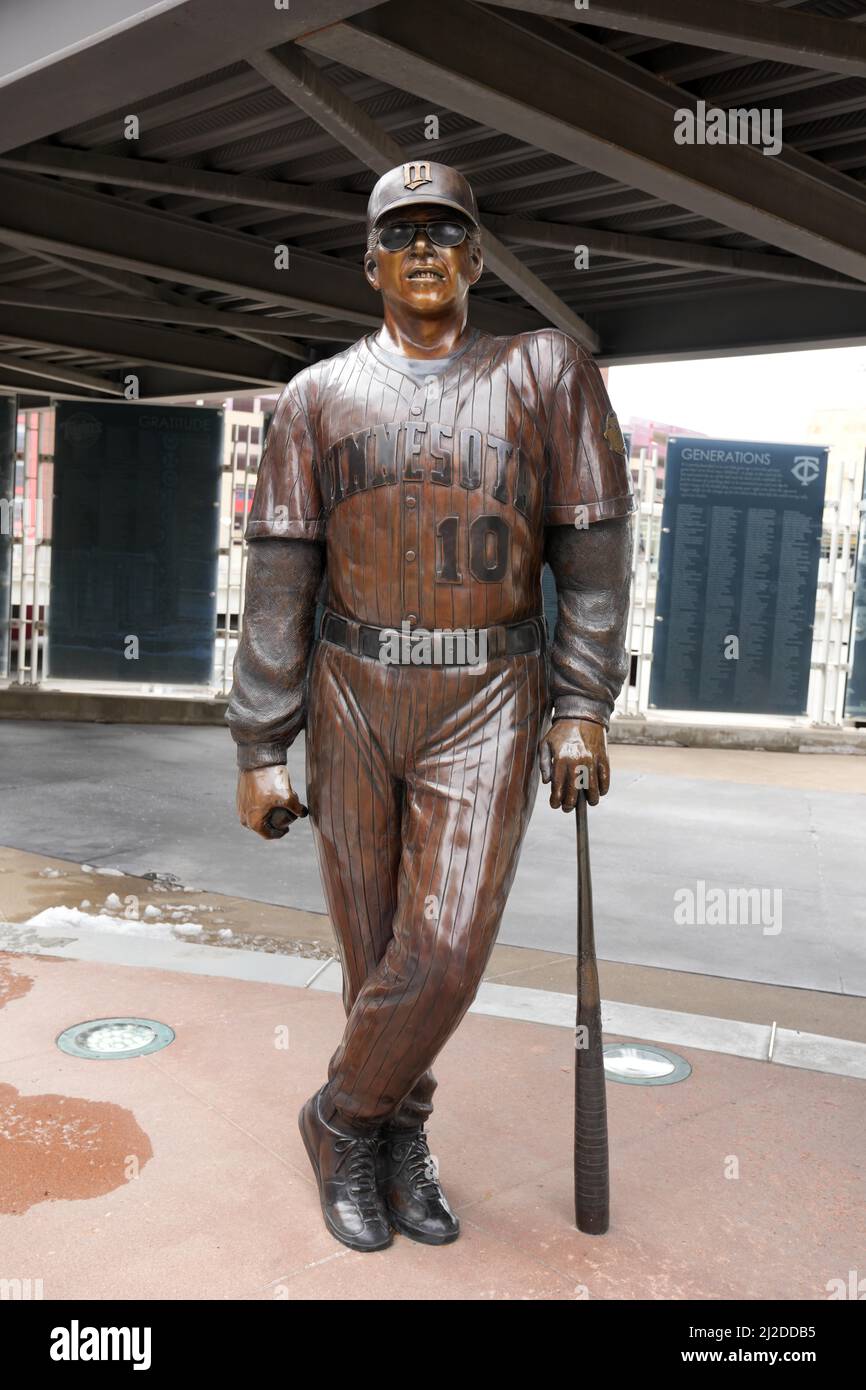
[3,407,53,684]
[214,408,264,695]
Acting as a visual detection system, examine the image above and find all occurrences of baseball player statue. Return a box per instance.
[227,163,635,1252]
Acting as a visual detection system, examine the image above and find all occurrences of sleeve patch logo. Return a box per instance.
[603,412,627,457]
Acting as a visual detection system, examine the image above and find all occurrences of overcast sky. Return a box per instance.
[607,344,866,445]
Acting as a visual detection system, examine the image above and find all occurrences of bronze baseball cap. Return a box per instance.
[367,161,480,231]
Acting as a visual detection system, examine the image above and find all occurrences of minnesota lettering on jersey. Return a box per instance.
[318,421,531,518]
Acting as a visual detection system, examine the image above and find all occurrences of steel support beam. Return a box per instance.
[0,289,370,342]
[3,138,836,288]
[0,352,123,394]
[482,213,866,290]
[0,171,382,323]
[0,366,253,403]
[0,0,388,154]
[593,283,866,363]
[302,1,866,283]
[0,229,173,300]
[0,232,309,360]
[251,42,600,349]
[0,146,368,223]
[11,141,857,291]
[0,171,540,339]
[0,306,299,387]
[486,0,866,80]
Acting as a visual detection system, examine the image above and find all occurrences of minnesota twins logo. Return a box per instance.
[603,412,627,458]
[791,455,820,486]
[403,161,432,190]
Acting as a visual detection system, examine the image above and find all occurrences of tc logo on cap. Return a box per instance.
[403,161,432,190]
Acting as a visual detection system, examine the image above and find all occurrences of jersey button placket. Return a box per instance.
[402,485,421,626]
[402,383,429,625]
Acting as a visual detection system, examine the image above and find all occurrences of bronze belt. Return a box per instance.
[319,609,546,665]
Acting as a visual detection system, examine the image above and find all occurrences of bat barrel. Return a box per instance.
[574,792,610,1234]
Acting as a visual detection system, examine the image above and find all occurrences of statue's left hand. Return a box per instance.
[236,764,308,840]
[539,718,609,811]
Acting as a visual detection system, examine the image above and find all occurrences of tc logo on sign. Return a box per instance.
[403,161,432,190]
[792,455,820,485]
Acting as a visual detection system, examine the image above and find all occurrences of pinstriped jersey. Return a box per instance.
[246,327,635,631]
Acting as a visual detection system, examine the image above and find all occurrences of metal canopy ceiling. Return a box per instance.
[0,0,865,403]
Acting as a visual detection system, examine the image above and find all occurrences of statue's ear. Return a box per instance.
[364,253,379,289]
[467,241,484,287]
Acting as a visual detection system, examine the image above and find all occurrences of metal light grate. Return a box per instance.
[603,1043,692,1086]
[56,1017,175,1060]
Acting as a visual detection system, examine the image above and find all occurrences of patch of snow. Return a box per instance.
[24,906,207,939]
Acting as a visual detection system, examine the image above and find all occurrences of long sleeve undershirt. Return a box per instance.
[224,537,324,770]
[544,516,633,728]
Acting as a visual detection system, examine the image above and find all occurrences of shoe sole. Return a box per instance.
[298,1101,392,1254]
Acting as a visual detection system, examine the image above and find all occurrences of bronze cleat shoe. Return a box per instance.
[298,1086,392,1253]
[378,1126,460,1246]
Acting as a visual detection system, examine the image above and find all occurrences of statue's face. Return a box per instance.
[365,203,483,317]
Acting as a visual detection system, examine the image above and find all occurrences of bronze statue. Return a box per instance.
[227,162,635,1251]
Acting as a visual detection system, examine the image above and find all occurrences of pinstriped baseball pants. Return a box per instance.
[305,634,549,1131]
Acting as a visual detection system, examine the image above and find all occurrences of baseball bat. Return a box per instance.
[574,789,609,1234]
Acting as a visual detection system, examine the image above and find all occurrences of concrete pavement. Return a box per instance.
[1,948,863,1301]
[0,722,862,993]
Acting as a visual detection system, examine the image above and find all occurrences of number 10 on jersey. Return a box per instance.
[435,514,511,584]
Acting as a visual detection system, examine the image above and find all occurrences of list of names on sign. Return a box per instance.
[650,439,827,715]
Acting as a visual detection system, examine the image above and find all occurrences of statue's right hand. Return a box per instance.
[236,765,308,840]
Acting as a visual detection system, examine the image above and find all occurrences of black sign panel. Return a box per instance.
[844,460,866,720]
[651,438,827,715]
[50,403,223,682]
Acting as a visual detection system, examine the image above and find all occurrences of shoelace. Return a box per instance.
[333,1136,383,1217]
[390,1133,442,1197]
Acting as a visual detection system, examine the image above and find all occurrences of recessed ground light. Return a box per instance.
[603,1043,691,1086]
[56,1017,175,1060]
